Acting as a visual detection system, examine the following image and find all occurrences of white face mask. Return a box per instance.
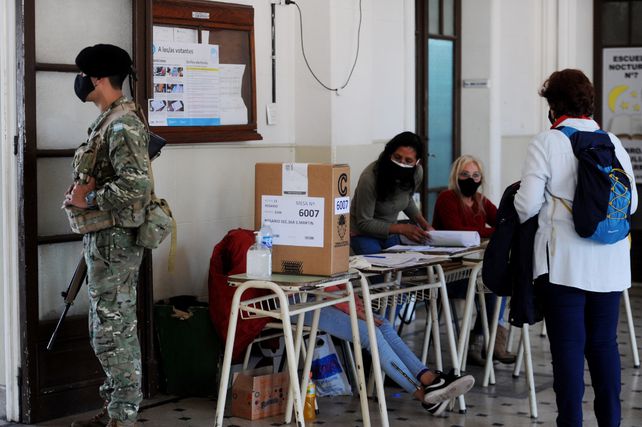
[390,158,415,168]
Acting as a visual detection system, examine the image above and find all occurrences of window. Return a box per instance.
[416,0,460,221]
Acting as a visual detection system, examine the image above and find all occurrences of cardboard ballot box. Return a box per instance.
[231,367,289,420]
[255,163,350,276]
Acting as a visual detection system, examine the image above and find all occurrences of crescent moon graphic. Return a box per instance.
[608,85,629,112]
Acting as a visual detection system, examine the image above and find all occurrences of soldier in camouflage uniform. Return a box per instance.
[64,44,151,427]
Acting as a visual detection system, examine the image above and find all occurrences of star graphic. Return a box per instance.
[621,101,630,110]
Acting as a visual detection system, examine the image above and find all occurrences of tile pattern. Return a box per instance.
[24,287,642,426]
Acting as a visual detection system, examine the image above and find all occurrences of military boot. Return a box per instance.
[70,402,109,427]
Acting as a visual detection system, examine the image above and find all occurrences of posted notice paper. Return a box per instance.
[149,41,220,126]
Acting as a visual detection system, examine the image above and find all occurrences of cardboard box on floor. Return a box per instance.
[231,367,289,420]
[255,163,350,276]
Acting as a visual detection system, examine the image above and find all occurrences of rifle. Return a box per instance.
[46,257,88,351]
[47,130,166,351]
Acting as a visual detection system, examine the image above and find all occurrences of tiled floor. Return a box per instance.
[6,287,642,426]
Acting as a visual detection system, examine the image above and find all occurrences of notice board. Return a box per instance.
[150,0,261,143]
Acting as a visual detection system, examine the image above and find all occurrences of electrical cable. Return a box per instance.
[287,0,362,92]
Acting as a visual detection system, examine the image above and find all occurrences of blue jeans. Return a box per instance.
[537,276,622,427]
[304,307,427,394]
[351,234,401,255]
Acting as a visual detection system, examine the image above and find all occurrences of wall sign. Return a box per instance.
[603,47,642,179]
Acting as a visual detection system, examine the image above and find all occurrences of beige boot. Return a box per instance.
[70,402,109,427]
[493,325,516,364]
[467,334,486,367]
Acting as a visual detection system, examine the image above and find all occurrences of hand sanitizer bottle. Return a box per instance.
[260,221,273,249]
[246,232,272,279]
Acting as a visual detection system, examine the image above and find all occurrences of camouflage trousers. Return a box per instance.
[84,226,143,424]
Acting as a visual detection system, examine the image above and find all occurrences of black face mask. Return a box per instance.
[390,161,416,183]
[74,74,95,102]
[458,178,481,197]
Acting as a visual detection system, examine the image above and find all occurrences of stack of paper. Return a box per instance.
[385,245,473,254]
[427,230,480,247]
[361,253,423,268]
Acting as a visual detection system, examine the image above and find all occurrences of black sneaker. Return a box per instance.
[423,370,475,405]
[422,399,449,417]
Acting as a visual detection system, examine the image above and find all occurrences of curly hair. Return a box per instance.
[539,69,595,117]
[375,131,423,201]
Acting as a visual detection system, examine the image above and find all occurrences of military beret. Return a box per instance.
[75,44,132,77]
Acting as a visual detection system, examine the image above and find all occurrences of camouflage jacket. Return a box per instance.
[72,97,151,228]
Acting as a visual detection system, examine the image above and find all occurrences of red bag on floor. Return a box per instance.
[208,228,270,363]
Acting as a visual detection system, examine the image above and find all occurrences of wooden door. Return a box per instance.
[16,0,156,422]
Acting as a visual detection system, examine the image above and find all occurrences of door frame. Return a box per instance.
[14,0,157,422]
[415,0,461,220]
[1,0,20,421]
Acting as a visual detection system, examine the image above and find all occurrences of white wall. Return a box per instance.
[460,0,502,202]
[151,0,297,299]
[461,0,594,201]
[153,0,419,297]
[291,0,415,193]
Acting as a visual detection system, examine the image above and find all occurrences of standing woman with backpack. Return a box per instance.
[514,69,637,427]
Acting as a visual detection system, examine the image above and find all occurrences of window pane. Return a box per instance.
[429,0,440,34]
[39,241,88,321]
[36,71,99,150]
[602,2,630,46]
[428,39,454,190]
[443,0,455,36]
[632,2,642,45]
[37,158,77,236]
[35,0,132,64]
[427,191,439,223]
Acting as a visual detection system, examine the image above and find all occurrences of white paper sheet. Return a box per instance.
[427,230,480,247]
[385,245,475,254]
[219,64,248,125]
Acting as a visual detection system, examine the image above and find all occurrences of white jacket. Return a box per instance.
[514,117,638,292]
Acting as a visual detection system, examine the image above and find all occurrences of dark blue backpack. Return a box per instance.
[556,126,632,244]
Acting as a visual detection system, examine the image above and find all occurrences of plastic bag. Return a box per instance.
[310,333,352,396]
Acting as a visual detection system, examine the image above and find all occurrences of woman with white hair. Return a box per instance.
[432,155,515,365]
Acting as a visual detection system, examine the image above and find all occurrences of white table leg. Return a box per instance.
[435,265,465,413]
[513,331,524,378]
[482,296,501,387]
[457,263,481,373]
[623,289,640,368]
[215,282,247,427]
[346,280,372,427]
[522,324,538,418]
[358,273,390,427]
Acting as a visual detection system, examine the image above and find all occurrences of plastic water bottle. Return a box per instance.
[303,372,317,421]
[246,232,272,279]
[260,221,273,249]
